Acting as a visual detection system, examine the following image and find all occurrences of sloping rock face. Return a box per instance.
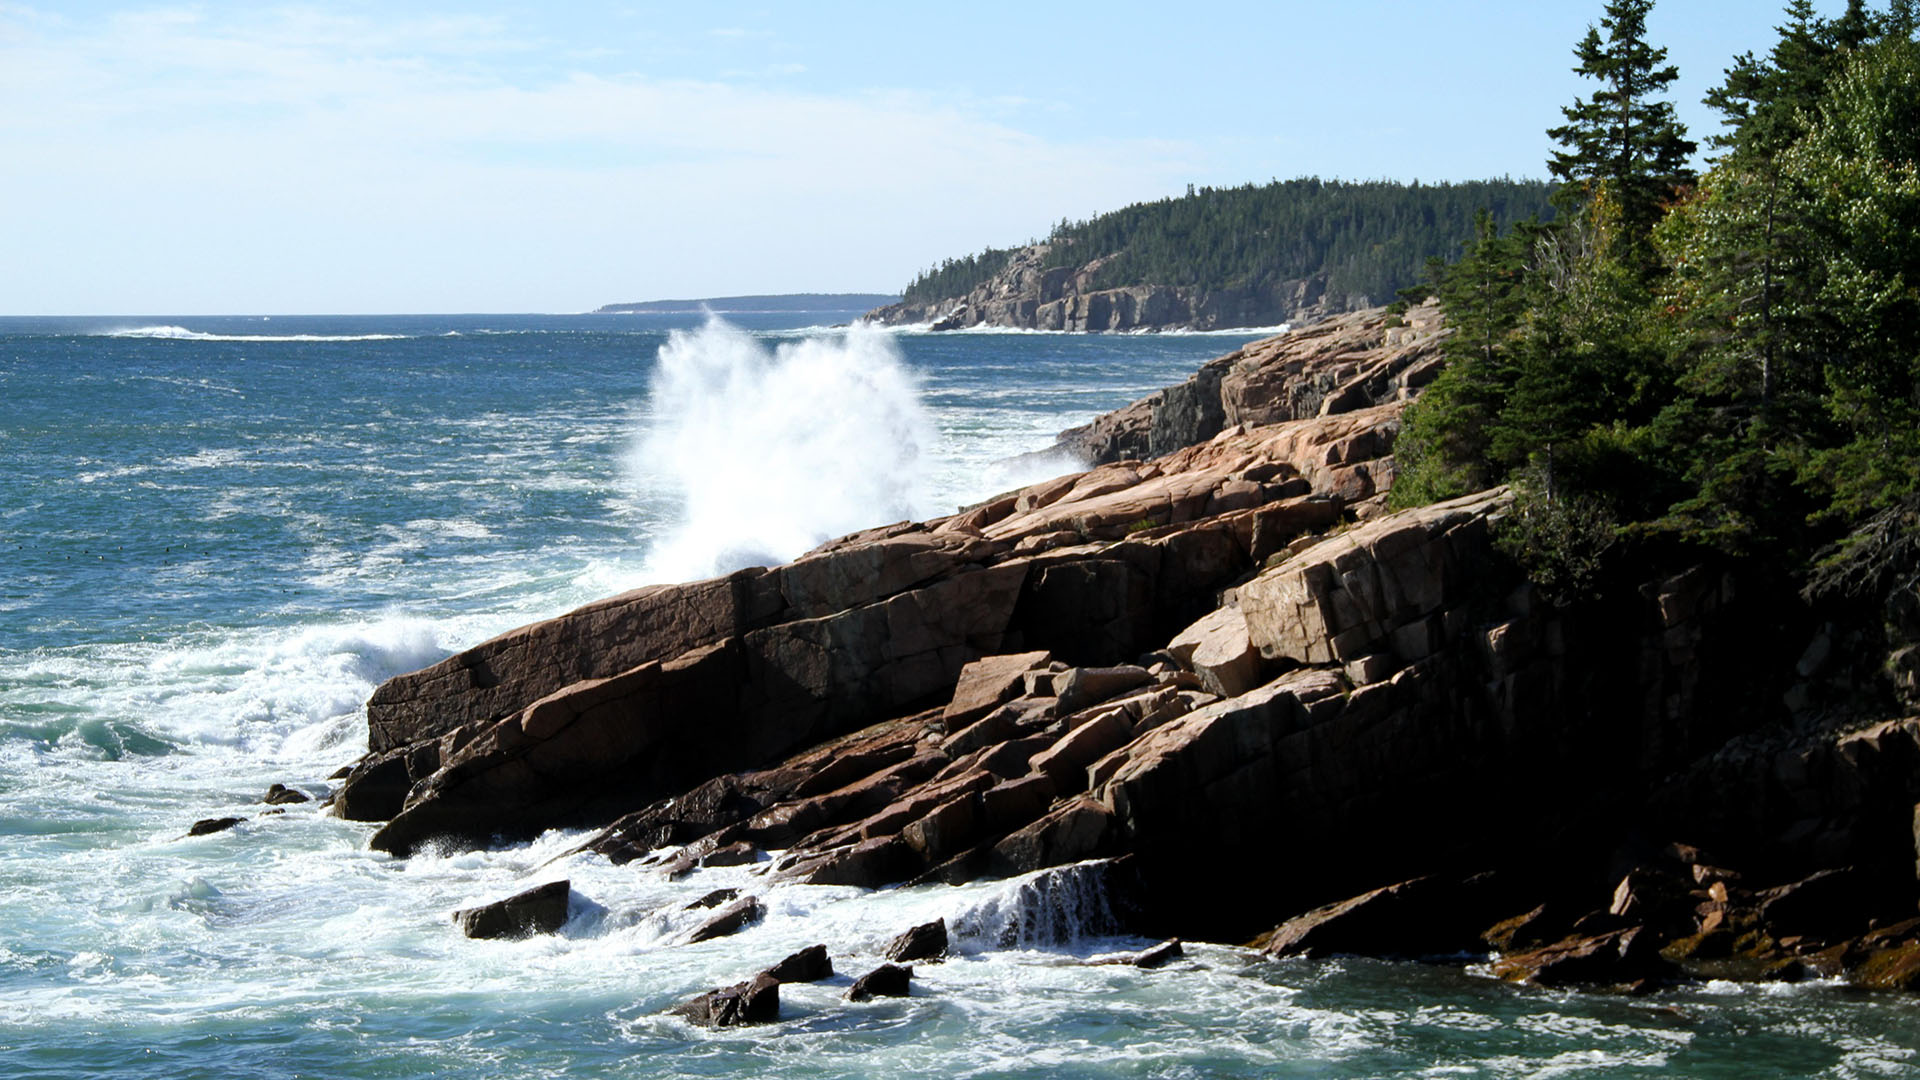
[341,300,1920,995]
[864,244,1365,333]
[339,388,1404,855]
[1046,302,1447,467]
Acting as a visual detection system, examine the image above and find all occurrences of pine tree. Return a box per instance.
[1390,213,1531,506]
[1704,1,1834,162]
[1547,0,1696,263]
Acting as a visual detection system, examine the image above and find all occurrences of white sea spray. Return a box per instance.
[631,318,936,582]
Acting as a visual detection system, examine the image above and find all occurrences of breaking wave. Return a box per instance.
[630,318,934,583]
[103,326,410,343]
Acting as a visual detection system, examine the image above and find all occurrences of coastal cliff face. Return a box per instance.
[336,304,1920,992]
[863,244,1370,333]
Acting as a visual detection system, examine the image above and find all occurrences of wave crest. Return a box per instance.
[630,319,934,583]
[102,326,410,343]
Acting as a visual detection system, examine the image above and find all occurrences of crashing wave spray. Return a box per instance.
[949,860,1125,951]
[632,318,935,583]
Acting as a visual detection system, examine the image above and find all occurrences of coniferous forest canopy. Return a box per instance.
[1390,0,1920,595]
[898,179,1556,306]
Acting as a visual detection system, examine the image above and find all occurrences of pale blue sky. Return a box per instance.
[0,2,1854,314]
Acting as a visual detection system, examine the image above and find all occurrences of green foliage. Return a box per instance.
[901,248,1016,305]
[900,178,1555,309]
[1787,37,1920,516]
[1412,0,1920,589]
[1391,210,1532,509]
[1547,0,1697,264]
[1494,477,1621,604]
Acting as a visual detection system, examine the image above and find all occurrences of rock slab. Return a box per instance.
[452,880,571,940]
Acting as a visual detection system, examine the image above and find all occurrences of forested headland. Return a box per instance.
[1392,0,1919,601]
[897,178,1554,311]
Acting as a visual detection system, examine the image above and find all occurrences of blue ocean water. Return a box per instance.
[3,312,1918,1078]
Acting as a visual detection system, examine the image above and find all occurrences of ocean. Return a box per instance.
[3,311,1917,1078]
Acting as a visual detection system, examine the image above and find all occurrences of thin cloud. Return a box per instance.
[0,5,1204,313]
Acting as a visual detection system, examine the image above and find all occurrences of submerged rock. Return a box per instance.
[684,887,740,911]
[671,973,779,1028]
[1132,938,1184,968]
[452,880,570,940]
[686,896,764,944]
[262,783,310,805]
[187,816,245,837]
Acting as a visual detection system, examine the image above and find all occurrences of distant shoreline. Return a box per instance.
[593,292,899,315]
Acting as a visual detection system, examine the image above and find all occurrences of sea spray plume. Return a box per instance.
[633,318,935,582]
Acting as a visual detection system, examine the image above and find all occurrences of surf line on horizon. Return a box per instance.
[628,316,936,585]
[100,325,412,343]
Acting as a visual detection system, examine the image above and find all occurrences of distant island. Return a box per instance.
[594,293,899,315]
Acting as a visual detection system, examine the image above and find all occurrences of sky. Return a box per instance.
[0,1,1863,315]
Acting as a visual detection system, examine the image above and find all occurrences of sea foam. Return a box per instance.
[103,325,410,342]
[631,318,934,583]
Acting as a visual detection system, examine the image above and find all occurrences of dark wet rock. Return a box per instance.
[1758,867,1881,942]
[686,896,765,944]
[187,816,245,837]
[846,963,912,1001]
[1261,873,1524,960]
[671,972,780,1027]
[684,888,740,911]
[885,919,948,963]
[452,880,571,940]
[701,841,759,868]
[803,836,919,889]
[761,944,833,983]
[1117,938,1185,968]
[1492,926,1669,988]
[327,765,352,780]
[263,783,310,805]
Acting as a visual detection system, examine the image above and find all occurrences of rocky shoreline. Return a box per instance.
[863,243,1367,333]
[312,302,1920,1006]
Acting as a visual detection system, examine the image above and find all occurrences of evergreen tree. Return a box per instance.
[1547,0,1696,262]
[1704,1,1835,162]
[1391,212,1531,506]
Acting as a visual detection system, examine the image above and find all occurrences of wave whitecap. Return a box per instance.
[630,318,934,583]
[102,325,411,343]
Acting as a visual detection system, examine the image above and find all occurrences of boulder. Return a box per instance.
[1758,868,1879,942]
[944,651,1051,728]
[762,944,834,983]
[452,880,571,940]
[262,783,310,805]
[1491,927,1668,988]
[671,973,780,1027]
[846,964,913,1001]
[1166,607,1263,698]
[885,919,949,963]
[684,888,740,911]
[187,816,245,837]
[1029,711,1136,794]
[1054,666,1154,715]
[686,897,765,944]
[988,797,1119,875]
[1132,938,1184,968]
